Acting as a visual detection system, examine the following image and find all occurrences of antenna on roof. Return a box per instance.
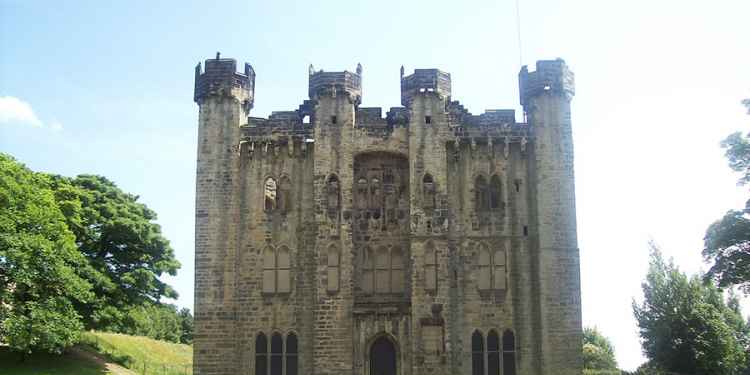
[515,0,523,68]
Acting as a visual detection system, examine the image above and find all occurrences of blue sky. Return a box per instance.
[1,0,749,370]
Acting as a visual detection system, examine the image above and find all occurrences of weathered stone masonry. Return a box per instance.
[193,55,581,375]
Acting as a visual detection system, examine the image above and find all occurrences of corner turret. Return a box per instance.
[400,68,451,106]
[194,54,255,111]
[308,66,362,106]
[519,58,574,110]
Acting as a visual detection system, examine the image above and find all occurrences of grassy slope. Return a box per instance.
[0,346,107,375]
[81,331,192,370]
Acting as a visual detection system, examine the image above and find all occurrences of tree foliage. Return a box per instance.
[583,327,618,370]
[0,154,92,354]
[704,102,750,292]
[633,243,748,375]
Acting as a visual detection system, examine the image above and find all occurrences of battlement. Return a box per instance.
[354,107,410,131]
[519,58,574,108]
[308,65,362,105]
[401,68,451,106]
[194,55,255,105]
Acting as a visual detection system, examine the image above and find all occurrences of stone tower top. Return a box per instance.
[400,68,451,106]
[308,66,362,105]
[194,55,255,108]
[518,58,575,109]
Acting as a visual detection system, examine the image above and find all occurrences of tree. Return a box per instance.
[49,175,181,330]
[704,101,750,292]
[633,243,748,375]
[0,154,92,354]
[178,307,193,344]
[583,326,618,370]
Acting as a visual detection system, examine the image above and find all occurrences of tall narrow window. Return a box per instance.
[503,330,517,375]
[357,177,369,210]
[255,333,268,375]
[278,176,292,214]
[375,246,390,294]
[264,178,278,212]
[286,333,298,375]
[270,333,283,375]
[478,244,492,291]
[493,250,506,290]
[391,247,405,293]
[326,175,340,220]
[362,247,374,293]
[475,176,489,212]
[370,177,382,210]
[423,174,436,209]
[424,242,437,291]
[263,247,276,293]
[489,175,502,210]
[472,330,485,375]
[327,245,340,292]
[487,330,500,375]
[277,246,291,293]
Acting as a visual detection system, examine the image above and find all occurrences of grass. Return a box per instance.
[0,345,107,375]
[80,331,192,374]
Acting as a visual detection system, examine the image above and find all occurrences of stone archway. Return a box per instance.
[370,336,397,375]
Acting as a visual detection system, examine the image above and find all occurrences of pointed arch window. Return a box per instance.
[278,176,292,214]
[488,330,500,375]
[270,333,283,375]
[503,330,517,375]
[489,175,503,211]
[263,246,291,294]
[424,241,438,291]
[255,333,268,375]
[327,245,340,292]
[423,173,436,209]
[356,177,369,209]
[475,176,489,212]
[369,177,382,210]
[472,330,484,375]
[326,175,340,220]
[264,178,278,212]
[286,333,298,375]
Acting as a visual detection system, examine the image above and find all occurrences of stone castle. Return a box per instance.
[193,54,581,375]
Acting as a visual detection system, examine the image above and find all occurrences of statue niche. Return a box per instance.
[352,152,409,234]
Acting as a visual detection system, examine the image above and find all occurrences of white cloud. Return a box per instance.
[0,96,61,131]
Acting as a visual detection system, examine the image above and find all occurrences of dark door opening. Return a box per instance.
[370,336,397,375]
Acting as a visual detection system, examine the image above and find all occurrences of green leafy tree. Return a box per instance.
[49,175,180,330]
[178,307,193,344]
[583,326,618,370]
[704,101,750,292]
[0,154,93,354]
[633,243,748,375]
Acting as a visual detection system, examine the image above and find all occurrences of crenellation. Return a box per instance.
[193,57,581,375]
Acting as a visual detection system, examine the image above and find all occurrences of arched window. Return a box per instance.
[286,333,298,375]
[391,247,405,293]
[362,246,374,293]
[278,176,292,214]
[326,175,340,220]
[424,241,437,291]
[255,333,268,375]
[356,177,369,209]
[475,176,489,212]
[487,330,500,375]
[271,333,283,375]
[472,330,484,375]
[489,175,502,210]
[493,250,506,290]
[478,244,492,291]
[423,173,436,209]
[503,330,517,375]
[327,245,340,292]
[263,246,291,294]
[369,177,382,210]
[264,178,278,212]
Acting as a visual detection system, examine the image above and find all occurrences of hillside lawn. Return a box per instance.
[0,345,110,375]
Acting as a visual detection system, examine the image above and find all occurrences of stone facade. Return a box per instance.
[193,55,581,375]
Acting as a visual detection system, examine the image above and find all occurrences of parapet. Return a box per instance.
[401,69,451,106]
[194,55,255,107]
[519,59,574,108]
[308,66,362,105]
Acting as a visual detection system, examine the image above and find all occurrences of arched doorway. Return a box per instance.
[370,336,397,375]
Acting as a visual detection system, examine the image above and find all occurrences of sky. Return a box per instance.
[1,0,749,370]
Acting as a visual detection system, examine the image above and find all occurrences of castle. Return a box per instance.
[193,54,582,375]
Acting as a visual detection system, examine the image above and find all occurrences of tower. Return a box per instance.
[520,59,582,375]
[193,55,255,375]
